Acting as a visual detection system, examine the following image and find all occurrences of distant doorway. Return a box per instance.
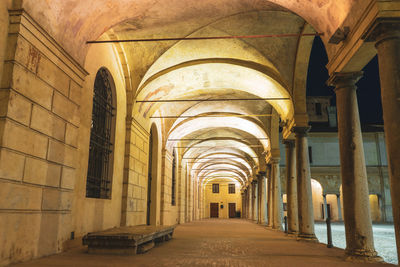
[210,203,219,218]
[229,203,236,218]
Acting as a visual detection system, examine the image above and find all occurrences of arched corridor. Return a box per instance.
[0,0,399,266]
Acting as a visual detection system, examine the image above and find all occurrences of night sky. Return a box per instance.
[306,37,383,125]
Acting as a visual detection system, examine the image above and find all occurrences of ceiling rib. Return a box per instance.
[151,114,273,118]
[87,33,323,44]
[137,98,289,103]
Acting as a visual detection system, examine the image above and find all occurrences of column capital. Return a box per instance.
[258,171,266,177]
[282,139,295,147]
[363,18,400,46]
[292,126,311,137]
[327,72,363,91]
[256,172,266,181]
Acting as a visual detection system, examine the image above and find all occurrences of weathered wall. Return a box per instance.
[369,194,381,222]
[121,118,150,226]
[71,42,126,237]
[0,10,86,265]
[0,0,11,87]
[204,180,242,219]
[159,149,180,225]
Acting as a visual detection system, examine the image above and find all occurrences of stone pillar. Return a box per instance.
[328,72,380,261]
[323,194,328,220]
[243,190,247,218]
[252,180,258,221]
[284,140,298,235]
[267,164,273,227]
[248,185,253,220]
[337,194,342,221]
[271,159,283,230]
[367,20,400,260]
[293,127,317,241]
[257,172,267,224]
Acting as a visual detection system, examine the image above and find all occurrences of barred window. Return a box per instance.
[212,184,219,193]
[228,184,235,194]
[86,68,115,199]
[171,150,176,206]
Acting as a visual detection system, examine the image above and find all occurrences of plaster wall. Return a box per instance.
[204,181,242,219]
[71,42,126,237]
[326,194,340,221]
[369,194,381,222]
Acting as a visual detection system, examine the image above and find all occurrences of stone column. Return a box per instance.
[240,191,246,219]
[293,127,317,241]
[336,194,342,221]
[323,194,328,220]
[267,164,273,227]
[244,189,248,218]
[248,185,253,220]
[284,140,298,235]
[328,72,380,261]
[257,172,267,224]
[367,20,400,260]
[252,180,258,221]
[271,159,283,230]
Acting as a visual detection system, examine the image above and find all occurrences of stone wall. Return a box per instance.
[160,149,180,225]
[0,10,86,265]
[121,118,149,226]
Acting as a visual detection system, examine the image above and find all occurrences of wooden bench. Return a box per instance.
[82,225,176,255]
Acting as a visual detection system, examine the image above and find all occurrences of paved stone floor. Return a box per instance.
[12,219,393,267]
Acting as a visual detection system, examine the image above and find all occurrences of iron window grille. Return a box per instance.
[86,68,115,199]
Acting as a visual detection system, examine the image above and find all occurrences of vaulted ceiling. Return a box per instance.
[17,0,369,187]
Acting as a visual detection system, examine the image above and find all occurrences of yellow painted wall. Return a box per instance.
[311,179,324,220]
[73,42,127,235]
[369,194,381,222]
[203,179,242,219]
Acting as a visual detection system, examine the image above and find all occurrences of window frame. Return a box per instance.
[212,183,219,193]
[228,183,236,194]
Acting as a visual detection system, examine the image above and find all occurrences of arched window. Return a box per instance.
[171,150,176,206]
[86,68,115,199]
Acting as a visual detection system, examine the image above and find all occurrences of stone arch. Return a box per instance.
[311,178,324,220]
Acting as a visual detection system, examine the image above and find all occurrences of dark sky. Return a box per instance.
[306,37,383,124]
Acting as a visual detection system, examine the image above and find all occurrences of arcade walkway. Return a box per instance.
[12,219,391,267]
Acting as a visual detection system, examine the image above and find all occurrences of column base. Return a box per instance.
[286,231,298,238]
[272,226,283,231]
[296,233,319,242]
[345,249,383,263]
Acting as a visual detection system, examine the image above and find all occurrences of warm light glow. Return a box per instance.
[136,63,293,121]
[168,117,269,151]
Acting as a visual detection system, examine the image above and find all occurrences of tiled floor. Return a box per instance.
[12,219,392,267]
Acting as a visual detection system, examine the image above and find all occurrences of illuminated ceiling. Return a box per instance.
[17,0,367,189]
